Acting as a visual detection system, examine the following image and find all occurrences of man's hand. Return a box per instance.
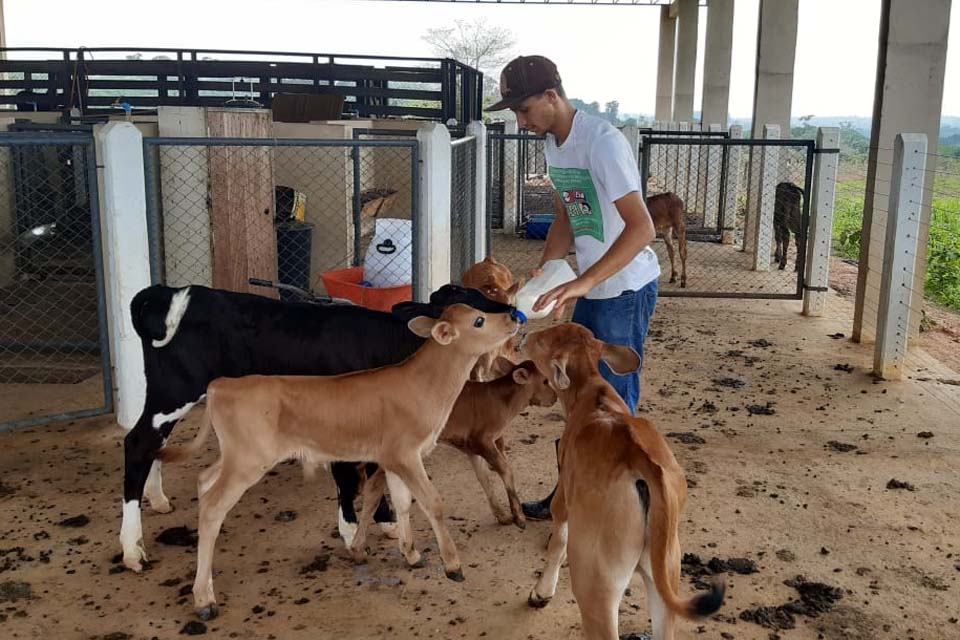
[533,276,594,321]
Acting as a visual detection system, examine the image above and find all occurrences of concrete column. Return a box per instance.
[873,133,927,379]
[416,122,452,302]
[853,0,952,343]
[752,124,780,272]
[655,6,676,122]
[703,123,723,230]
[98,123,151,430]
[722,125,743,245]
[466,120,487,262]
[803,127,840,317]
[502,120,519,236]
[672,0,698,123]
[702,0,734,128]
[751,0,798,138]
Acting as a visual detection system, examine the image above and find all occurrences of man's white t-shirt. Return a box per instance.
[545,110,660,300]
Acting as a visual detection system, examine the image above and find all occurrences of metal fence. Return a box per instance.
[450,135,478,282]
[0,132,112,430]
[486,131,551,278]
[641,135,815,299]
[143,137,419,306]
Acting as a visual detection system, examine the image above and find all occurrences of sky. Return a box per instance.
[3,0,957,118]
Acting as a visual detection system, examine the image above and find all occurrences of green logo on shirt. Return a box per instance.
[548,167,605,243]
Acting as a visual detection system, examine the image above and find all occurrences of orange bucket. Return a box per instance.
[319,266,412,312]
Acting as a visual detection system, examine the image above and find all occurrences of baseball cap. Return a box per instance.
[485,55,562,112]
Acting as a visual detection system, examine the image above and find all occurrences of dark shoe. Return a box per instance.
[521,497,553,521]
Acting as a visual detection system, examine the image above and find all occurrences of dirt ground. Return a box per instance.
[1,285,959,640]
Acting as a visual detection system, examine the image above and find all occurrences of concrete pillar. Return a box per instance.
[722,125,743,245]
[702,0,734,128]
[655,6,676,122]
[751,124,780,272]
[853,0,952,344]
[98,123,151,430]
[751,0,798,139]
[416,123,452,302]
[673,0,698,123]
[466,120,487,262]
[873,134,928,379]
[803,127,840,317]
[502,120,519,236]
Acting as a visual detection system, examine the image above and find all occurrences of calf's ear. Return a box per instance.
[600,342,642,375]
[430,320,459,346]
[407,316,437,338]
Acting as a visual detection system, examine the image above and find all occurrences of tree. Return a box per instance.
[422,19,516,95]
[604,100,620,124]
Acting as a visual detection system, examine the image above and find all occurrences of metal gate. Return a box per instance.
[0,131,113,430]
[641,135,815,299]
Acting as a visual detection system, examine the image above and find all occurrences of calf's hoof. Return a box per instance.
[147,499,174,514]
[669,276,677,284]
[196,604,219,621]
[513,515,527,530]
[528,589,551,608]
[410,555,428,569]
[445,568,465,582]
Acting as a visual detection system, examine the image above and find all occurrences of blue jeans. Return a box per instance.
[571,279,658,416]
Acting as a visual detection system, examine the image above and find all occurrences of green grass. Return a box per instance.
[831,155,960,311]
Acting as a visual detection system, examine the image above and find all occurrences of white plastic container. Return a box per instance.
[364,218,413,287]
[514,259,578,321]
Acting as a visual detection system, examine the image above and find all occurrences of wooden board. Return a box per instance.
[206,108,278,297]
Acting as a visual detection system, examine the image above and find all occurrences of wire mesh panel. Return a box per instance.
[144,137,418,309]
[450,136,477,282]
[486,131,552,280]
[641,136,814,299]
[0,133,112,430]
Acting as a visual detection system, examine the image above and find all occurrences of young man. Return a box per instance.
[487,55,660,520]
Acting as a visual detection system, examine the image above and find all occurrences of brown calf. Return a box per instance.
[352,360,557,552]
[461,255,518,304]
[518,324,723,640]
[158,304,520,620]
[647,192,687,288]
[462,256,522,380]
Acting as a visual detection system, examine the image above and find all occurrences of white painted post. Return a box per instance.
[502,120,519,236]
[467,120,487,262]
[98,122,151,430]
[622,124,640,165]
[416,123,452,302]
[873,133,927,380]
[688,122,702,211]
[802,127,840,316]
[704,123,723,230]
[722,125,743,244]
[676,122,690,203]
[665,121,678,194]
[651,121,663,186]
[752,124,780,271]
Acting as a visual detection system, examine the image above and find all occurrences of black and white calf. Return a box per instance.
[121,283,515,572]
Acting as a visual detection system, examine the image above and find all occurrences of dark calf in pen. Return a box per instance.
[774,181,805,271]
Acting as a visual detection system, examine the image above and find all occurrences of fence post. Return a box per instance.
[873,133,927,380]
[676,122,690,204]
[722,124,742,244]
[98,122,151,430]
[467,120,487,262]
[416,123,452,302]
[622,124,640,165]
[689,122,703,214]
[501,120,520,236]
[704,123,722,230]
[802,127,840,316]
[666,120,678,194]
[751,124,780,271]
